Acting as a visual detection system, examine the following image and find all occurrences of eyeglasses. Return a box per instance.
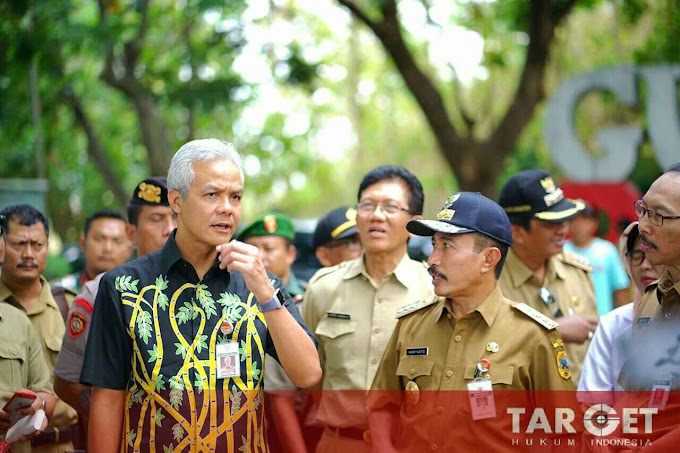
[538,286,563,318]
[356,202,411,216]
[634,200,680,227]
[627,250,646,266]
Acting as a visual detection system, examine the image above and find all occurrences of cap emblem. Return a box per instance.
[436,209,455,221]
[540,177,556,193]
[263,215,278,233]
[138,182,161,203]
[442,193,460,209]
[345,207,357,221]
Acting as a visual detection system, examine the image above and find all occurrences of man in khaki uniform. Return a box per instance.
[0,303,56,453]
[304,165,433,453]
[368,192,576,451]
[0,205,79,452]
[612,163,680,448]
[497,170,598,382]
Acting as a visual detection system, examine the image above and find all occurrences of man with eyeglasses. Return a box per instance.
[589,164,680,450]
[303,165,433,453]
[313,205,363,267]
[0,205,80,452]
[497,170,599,383]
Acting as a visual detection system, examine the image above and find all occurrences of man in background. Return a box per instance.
[53,177,176,443]
[304,165,433,453]
[52,210,131,294]
[565,201,630,314]
[237,212,307,453]
[497,170,598,383]
[0,204,79,452]
[313,205,362,268]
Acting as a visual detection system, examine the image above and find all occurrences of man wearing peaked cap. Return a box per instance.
[53,176,176,446]
[126,176,176,258]
[313,205,363,267]
[369,192,575,451]
[497,169,598,383]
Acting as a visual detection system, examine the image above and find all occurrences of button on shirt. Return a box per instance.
[81,234,316,452]
[303,254,433,428]
[498,249,598,382]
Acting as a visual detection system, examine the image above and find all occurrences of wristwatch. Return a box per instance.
[257,289,285,313]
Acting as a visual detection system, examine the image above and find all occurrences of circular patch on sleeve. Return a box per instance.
[68,311,88,338]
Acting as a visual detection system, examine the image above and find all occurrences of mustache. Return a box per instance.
[17,262,38,269]
[428,265,447,280]
[640,235,658,250]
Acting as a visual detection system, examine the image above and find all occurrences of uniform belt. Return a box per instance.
[31,426,76,446]
[326,426,372,443]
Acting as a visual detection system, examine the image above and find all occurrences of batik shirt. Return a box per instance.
[81,234,315,453]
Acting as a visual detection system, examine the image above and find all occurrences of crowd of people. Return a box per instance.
[0,138,678,453]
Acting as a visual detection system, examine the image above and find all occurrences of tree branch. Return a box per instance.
[336,0,377,30]
[490,0,578,150]
[338,0,464,165]
[62,89,128,206]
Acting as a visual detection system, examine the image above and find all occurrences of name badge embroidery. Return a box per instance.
[636,317,652,326]
[327,312,351,320]
[406,347,429,356]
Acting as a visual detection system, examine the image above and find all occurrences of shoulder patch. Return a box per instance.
[396,298,438,319]
[560,251,592,272]
[514,303,559,330]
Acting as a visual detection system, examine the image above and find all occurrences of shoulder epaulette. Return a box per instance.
[395,298,438,319]
[308,262,347,285]
[513,303,558,330]
[560,251,592,272]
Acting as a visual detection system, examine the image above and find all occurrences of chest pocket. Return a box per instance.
[315,317,357,340]
[0,342,27,389]
[463,363,515,388]
[315,317,357,374]
[397,357,434,413]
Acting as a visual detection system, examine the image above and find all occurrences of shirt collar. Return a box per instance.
[0,275,58,312]
[343,252,414,288]
[433,285,504,327]
[160,231,189,275]
[286,272,305,297]
[656,269,680,303]
[504,249,566,288]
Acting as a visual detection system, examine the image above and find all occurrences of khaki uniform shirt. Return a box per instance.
[368,286,576,452]
[0,277,79,429]
[0,302,53,453]
[498,249,597,382]
[303,253,433,428]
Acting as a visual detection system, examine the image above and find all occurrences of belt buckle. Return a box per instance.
[362,429,371,444]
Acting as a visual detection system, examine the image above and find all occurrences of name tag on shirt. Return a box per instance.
[327,312,351,320]
[636,317,652,327]
[216,342,240,380]
[406,347,429,356]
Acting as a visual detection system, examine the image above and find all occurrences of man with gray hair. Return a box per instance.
[82,139,321,452]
